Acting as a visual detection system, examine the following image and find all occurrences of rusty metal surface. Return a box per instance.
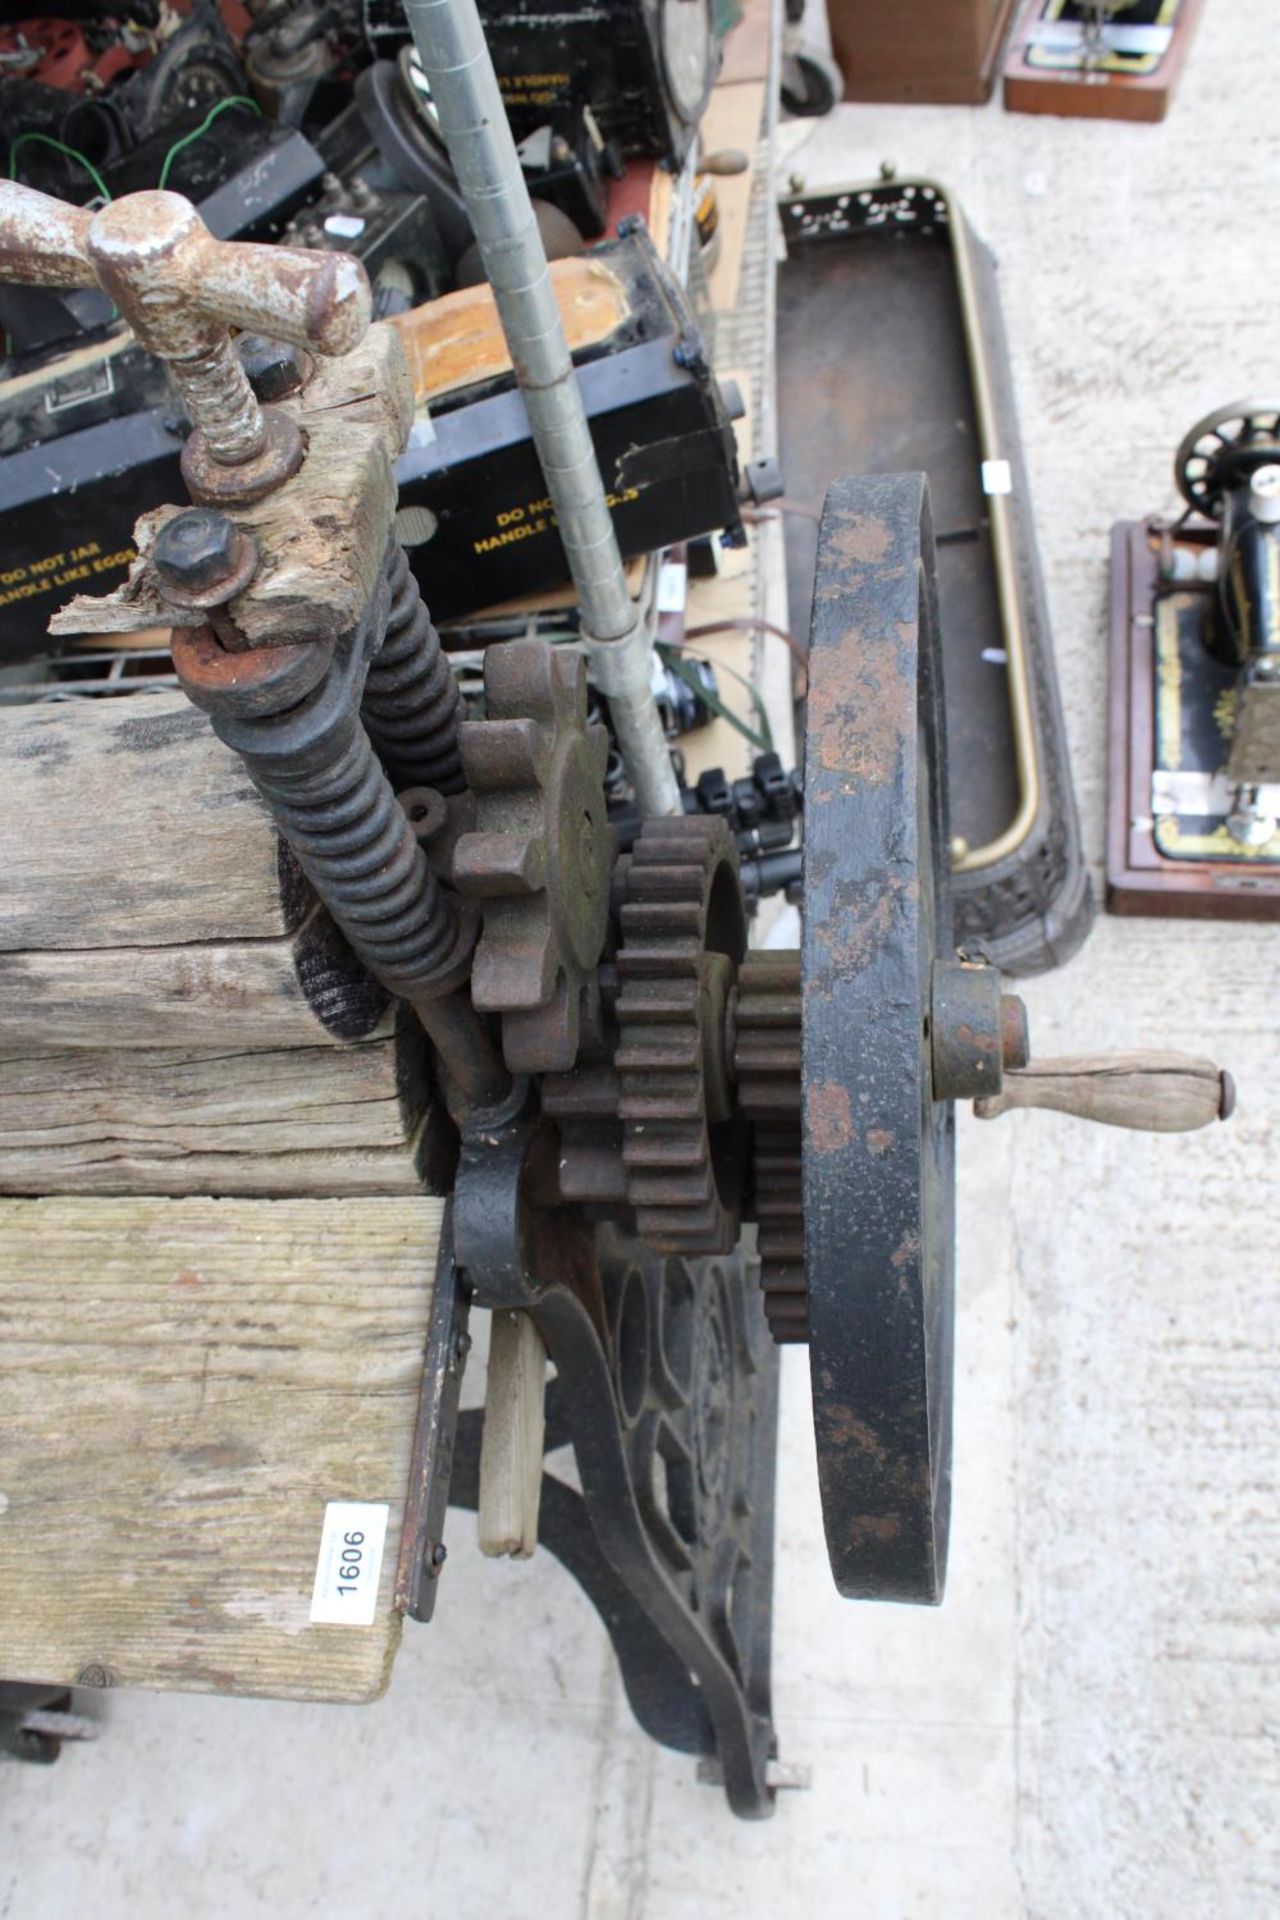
[929,957,1005,1102]
[361,543,465,797]
[732,952,805,1343]
[801,472,956,1605]
[454,641,613,1074]
[541,814,751,1249]
[0,181,369,497]
[614,815,748,1255]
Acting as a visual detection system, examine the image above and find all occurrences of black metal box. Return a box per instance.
[395,225,742,620]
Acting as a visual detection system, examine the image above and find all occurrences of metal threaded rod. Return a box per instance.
[401,0,680,817]
[361,542,465,794]
[172,338,266,466]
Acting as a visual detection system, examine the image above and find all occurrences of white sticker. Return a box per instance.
[657,559,688,614]
[324,213,366,240]
[309,1501,390,1626]
[982,459,1013,497]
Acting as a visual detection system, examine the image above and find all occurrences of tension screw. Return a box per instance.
[153,508,258,606]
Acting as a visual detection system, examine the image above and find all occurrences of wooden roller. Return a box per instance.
[974,1052,1234,1133]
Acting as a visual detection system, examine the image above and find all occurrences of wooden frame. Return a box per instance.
[1004,0,1204,123]
[1106,520,1280,920]
[831,0,1021,106]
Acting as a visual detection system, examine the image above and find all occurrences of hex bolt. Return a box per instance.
[153,508,258,606]
[236,331,313,403]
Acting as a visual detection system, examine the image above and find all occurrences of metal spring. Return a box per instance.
[361,541,465,794]
[247,707,458,994]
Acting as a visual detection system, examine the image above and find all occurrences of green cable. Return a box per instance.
[7,132,112,205]
[157,95,262,191]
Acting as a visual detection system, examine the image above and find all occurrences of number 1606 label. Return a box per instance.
[309,1501,390,1626]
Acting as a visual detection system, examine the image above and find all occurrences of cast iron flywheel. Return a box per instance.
[795,472,956,1607]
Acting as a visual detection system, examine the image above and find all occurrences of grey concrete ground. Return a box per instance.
[2,2,1277,1913]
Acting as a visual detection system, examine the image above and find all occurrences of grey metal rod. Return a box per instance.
[401,0,680,815]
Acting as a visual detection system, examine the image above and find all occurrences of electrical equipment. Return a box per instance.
[362,0,718,168]
[391,225,744,621]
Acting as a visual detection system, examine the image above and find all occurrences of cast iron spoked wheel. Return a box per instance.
[1175,401,1280,520]
[801,473,956,1605]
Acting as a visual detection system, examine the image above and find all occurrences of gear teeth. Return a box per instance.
[472,919,555,1008]
[541,1064,619,1117]
[484,638,559,722]
[459,716,543,789]
[734,956,806,1344]
[457,641,611,1073]
[453,830,546,897]
[614,815,747,1257]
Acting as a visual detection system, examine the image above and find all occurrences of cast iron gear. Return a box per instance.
[453,640,613,1074]
[731,951,805,1343]
[614,813,749,1255]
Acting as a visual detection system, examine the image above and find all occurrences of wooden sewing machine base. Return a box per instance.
[1004,0,1203,123]
[1107,519,1280,920]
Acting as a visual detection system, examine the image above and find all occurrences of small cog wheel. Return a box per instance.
[731,951,804,1343]
[614,814,749,1255]
[454,641,613,1074]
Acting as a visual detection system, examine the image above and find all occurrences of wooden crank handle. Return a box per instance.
[973,1052,1235,1133]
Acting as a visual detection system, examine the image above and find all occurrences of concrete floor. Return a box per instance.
[3,3,1278,1913]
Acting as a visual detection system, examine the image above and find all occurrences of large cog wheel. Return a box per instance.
[614,814,749,1255]
[454,641,612,1074]
[732,951,804,1343]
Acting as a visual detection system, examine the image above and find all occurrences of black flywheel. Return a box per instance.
[801,473,956,1605]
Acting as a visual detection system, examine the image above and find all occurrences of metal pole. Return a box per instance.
[401,0,680,815]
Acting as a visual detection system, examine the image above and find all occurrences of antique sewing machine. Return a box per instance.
[1004,0,1203,121]
[1109,401,1280,919]
[0,0,1233,1818]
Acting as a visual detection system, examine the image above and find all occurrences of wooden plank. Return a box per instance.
[477,1310,546,1560]
[0,691,302,951]
[390,254,628,406]
[0,1195,445,1703]
[0,906,390,1050]
[49,327,413,652]
[718,0,772,85]
[0,1027,448,1197]
[701,82,766,318]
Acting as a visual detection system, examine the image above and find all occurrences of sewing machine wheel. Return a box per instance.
[799,473,957,1605]
[1175,400,1280,519]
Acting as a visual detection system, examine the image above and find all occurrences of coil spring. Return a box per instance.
[247,706,458,995]
[361,542,465,795]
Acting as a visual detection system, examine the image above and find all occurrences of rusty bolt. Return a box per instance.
[1000,994,1031,1071]
[236,332,312,403]
[154,508,256,604]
